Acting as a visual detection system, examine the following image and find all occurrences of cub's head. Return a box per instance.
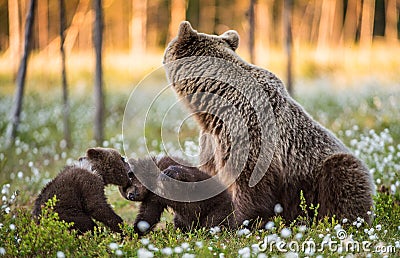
[119,172,149,202]
[119,157,160,202]
[163,21,239,63]
[81,147,132,187]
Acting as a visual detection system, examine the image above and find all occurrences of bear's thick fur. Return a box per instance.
[162,21,374,225]
[119,156,236,235]
[33,148,131,233]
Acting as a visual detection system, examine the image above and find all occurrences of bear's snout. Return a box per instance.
[128,191,138,201]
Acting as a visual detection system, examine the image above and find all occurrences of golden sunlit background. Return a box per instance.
[1,2,400,256]
[1,0,399,93]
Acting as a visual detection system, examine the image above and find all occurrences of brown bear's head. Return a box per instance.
[163,21,239,63]
[81,147,132,187]
[118,175,149,202]
[118,157,161,202]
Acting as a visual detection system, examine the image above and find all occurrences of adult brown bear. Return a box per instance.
[163,21,374,226]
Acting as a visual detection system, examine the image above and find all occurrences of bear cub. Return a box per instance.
[119,156,236,235]
[33,148,132,234]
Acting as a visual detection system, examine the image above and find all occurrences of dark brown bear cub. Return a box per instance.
[119,156,236,235]
[33,148,132,234]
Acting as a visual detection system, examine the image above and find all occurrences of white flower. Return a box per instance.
[265,221,275,230]
[137,248,154,258]
[285,252,299,258]
[109,242,119,250]
[161,247,173,255]
[251,243,260,253]
[242,220,250,226]
[140,238,150,246]
[181,242,190,250]
[9,224,15,231]
[137,221,150,233]
[257,253,267,258]
[281,228,291,238]
[56,251,65,258]
[182,253,195,258]
[210,226,221,235]
[274,203,283,214]
[304,245,315,256]
[298,225,307,232]
[219,253,225,258]
[195,241,203,248]
[342,218,348,224]
[115,249,123,256]
[375,224,382,231]
[147,244,158,251]
[174,246,183,254]
[237,228,251,237]
[295,233,303,240]
[0,247,5,255]
[264,234,278,243]
[238,247,251,257]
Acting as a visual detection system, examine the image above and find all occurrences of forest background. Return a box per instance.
[1,0,399,90]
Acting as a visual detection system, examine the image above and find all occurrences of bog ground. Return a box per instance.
[0,78,399,257]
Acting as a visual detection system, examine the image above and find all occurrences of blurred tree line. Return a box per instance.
[1,0,399,58]
[1,0,399,147]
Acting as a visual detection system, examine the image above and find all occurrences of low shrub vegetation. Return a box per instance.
[0,85,399,257]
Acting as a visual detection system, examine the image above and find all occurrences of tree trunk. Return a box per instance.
[255,0,273,64]
[385,0,398,44]
[317,0,336,50]
[199,0,215,33]
[130,0,147,55]
[59,0,71,148]
[38,0,49,51]
[8,0,21,73]
[93,0,104,145]
[342,0,362,45]
[284,0,293,95]
[360,0,376,47]
[6,0,37,147]
[168,0,186,42]
[248,0,255,64]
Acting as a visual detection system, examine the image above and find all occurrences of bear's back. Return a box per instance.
[33,166,103,216]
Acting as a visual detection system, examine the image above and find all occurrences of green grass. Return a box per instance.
[0,83,400,257]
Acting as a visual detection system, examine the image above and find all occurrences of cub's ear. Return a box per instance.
[220,30,239,51]
[86,148,102,160]
[177,21,197,39]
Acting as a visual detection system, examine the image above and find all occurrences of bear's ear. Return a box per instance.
[220,30,239,51]
[177,21,197,40]
[87,148,102,160]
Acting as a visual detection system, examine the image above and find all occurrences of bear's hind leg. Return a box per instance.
[317,153,374,224]
[59,210,96,234]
